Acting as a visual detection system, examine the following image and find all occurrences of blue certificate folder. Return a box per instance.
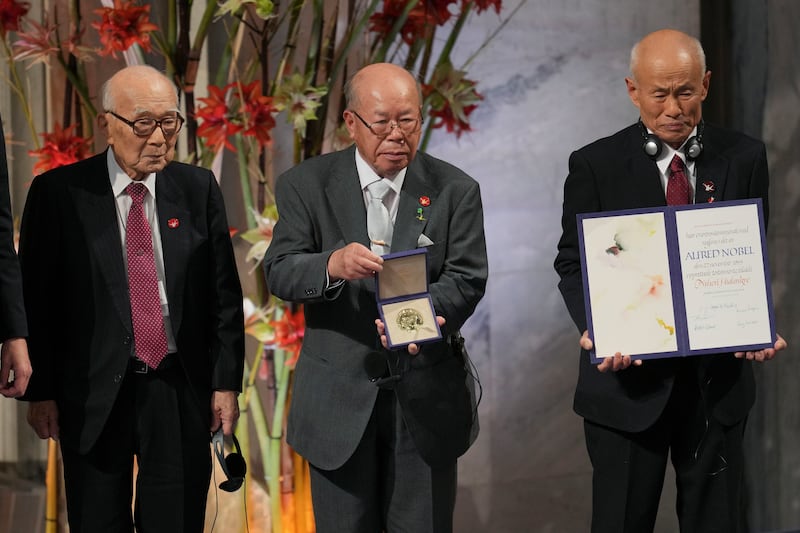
[577,199,776,363]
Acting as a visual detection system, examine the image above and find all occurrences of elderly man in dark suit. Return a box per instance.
[555,29,786,533]
[0,115,31,398]
[264,62,487,532]
[19,65,244,532]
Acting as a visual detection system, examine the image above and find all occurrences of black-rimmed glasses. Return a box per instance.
[106,110,184,138]
[351,110,423,138]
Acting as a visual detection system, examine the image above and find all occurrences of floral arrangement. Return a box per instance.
[1,0,520,531]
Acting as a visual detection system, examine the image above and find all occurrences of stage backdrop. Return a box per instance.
[2,1,799,532]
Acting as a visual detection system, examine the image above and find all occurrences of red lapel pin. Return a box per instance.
[419,196,430,207]
[168,218,180,229]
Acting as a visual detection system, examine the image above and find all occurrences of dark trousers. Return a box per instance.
[309,388,457,533]
[61,359,211,533]
[584,361,747,533]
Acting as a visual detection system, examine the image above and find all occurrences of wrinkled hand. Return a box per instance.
[211,390,239,436]
[579,330,643,373]
[376,316,446,355]
[0,338,32,398]
[328,242,384,281]
[734,333,787,362]
[27,400,59,440]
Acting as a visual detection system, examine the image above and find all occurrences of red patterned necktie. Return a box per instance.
[126,182,168,369]
[666,154,691,206]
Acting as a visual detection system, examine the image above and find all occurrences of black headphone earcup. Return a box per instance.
[219,476,244,492]
[212,430,247,492]
[224,453,247,478]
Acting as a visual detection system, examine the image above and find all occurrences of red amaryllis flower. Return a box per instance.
[91,0,158,58]
[239,80,277,147]
[428,102,479,137]
[370,0,456,44]
[424,63,483,138]
[195,83,242,152]
[270,306,305,368]
[0,0,30,36]
[195,81,277,152]
[64,26,95,63]
[11,18,59,66]
[470,0,502,14]
[28,123,92,175]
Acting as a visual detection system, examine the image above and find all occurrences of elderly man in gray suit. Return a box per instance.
[264,62,487,532]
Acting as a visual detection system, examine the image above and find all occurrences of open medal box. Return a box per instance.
[375,248,442,348]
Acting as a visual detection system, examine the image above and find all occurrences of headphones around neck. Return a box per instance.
[639,119,704,161]
[212,429,247,492]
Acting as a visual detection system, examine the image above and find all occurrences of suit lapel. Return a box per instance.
[69,152,133,334]
[155,166,191,335]
[622,126,668,208]
[394,160,434,252]
[327,147,372,248]
[323,147,436,253]
[694,142,729,204]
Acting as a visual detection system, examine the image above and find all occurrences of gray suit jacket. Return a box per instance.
[264,145,487,469]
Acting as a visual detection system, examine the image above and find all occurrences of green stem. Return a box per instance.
[234,133,257,229]
[420,120,434,151]
[233,396,251,533]
[1,39,40,149]
[304,0,324,74]
[167,0,178,62]
[271,0,307,97]
[268,352,291,533]
[54,53,97,117]
[191,0,218,55]
[240,350,279,532]
[326,0,382,87]
[214,14,243,87]
[434,2,472,72]
[373,0,420,63]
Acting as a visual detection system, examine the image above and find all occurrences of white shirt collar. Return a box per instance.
[653,125,699,176]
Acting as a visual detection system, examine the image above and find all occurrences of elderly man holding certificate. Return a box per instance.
[554,29,787,533]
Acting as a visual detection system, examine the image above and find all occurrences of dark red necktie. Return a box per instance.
[666,154,691,206]
[126,182,168,369]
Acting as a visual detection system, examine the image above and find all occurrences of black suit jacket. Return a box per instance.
[18,151,245,453]
[0,116,27,341]
[264,146,487,469]
[555,122,769,432]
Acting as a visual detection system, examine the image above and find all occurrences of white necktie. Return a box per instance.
[366,179,393,255]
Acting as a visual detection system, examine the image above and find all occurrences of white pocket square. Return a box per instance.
[417,233,434,247]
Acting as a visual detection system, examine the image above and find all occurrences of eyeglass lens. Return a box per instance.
[371,119,418,136]
[133,117,182,136]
